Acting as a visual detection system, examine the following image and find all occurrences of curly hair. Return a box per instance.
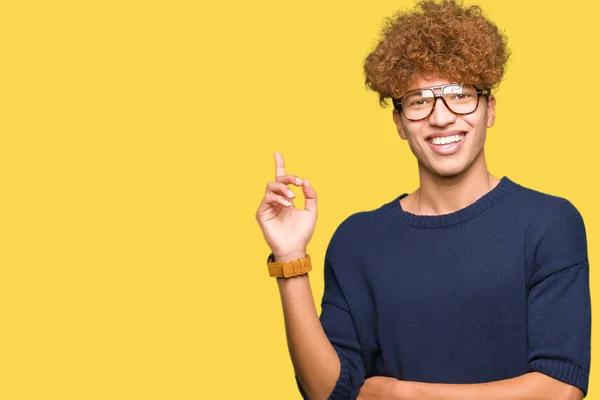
[364,0,510,106]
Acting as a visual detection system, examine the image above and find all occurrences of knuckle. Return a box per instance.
[266,182,277,192]
[276,174,295,183]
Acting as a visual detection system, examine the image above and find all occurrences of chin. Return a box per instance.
[424,151,483,179]
[426,162,468,179]
[433,170,465,179]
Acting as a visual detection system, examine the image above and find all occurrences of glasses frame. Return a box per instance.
[392,84,491,122]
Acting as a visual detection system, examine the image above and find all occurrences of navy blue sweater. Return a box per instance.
[297,177,591,399]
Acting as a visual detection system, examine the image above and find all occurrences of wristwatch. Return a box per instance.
[267,253,312,278]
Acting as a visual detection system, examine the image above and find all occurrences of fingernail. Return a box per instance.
[284,200,292,206]
[288,190,295,198]
[296,177,303,185]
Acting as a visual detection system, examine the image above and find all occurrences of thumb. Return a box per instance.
[301,179,317,214]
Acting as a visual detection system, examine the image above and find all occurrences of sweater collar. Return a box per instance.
[385,176,518,228]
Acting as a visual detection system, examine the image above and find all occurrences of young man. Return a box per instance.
[255,1,591,399]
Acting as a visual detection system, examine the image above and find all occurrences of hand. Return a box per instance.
[255,152,318,261]
[358,377,408,400]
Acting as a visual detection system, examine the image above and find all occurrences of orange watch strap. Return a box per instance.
[267,254,312,278]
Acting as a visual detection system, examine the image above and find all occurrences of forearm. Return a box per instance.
[277,269,340,400]
[397,372,583,400]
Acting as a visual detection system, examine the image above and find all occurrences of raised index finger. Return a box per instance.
[274,151,286,179]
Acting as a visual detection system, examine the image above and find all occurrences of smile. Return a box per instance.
[426,132,467,155]
[428,133,466,146]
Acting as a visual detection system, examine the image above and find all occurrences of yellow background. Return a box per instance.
[1,0,598,398]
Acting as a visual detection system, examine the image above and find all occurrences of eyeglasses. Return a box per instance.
[392,84,490,121]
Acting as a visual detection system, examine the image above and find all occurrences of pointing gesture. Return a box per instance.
[275,151,287,179]
[256,152,318,262]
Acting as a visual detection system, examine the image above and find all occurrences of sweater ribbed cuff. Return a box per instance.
[327,351,353,399]
[295,351,360,399]
[528,359,589,396]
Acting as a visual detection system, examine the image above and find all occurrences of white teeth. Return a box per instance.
[430,133,465,146]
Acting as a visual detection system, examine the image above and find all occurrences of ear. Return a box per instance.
[392,109,407,140]
[485,95,496,128]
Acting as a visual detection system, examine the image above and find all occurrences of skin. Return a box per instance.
[256,154,339,400]
[357,374,583,400]
[393,75,500,217]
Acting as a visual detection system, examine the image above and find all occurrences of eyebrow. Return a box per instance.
[403,90,435,99]
[402,83,467,99]
[415,83,461,91]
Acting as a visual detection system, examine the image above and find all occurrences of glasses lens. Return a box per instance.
[442,84,479,114]
[400,84,481,120]
[400,89,435,120]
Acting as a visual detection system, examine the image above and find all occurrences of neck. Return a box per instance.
[411,151,500,216]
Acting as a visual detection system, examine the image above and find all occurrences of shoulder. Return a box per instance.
[327,211,373,254]
[513,183,588,279]
[326,197,399,260]
[513,182,586,233]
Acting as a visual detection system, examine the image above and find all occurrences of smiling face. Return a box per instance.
[393,76,496,180]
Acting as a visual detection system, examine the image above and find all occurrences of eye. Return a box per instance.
[408,98,431,107]
[452,93,472,100]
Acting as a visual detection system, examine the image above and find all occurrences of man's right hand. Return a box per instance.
[255,152,318,262]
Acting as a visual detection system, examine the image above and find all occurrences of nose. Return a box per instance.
[428,97,457,127]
